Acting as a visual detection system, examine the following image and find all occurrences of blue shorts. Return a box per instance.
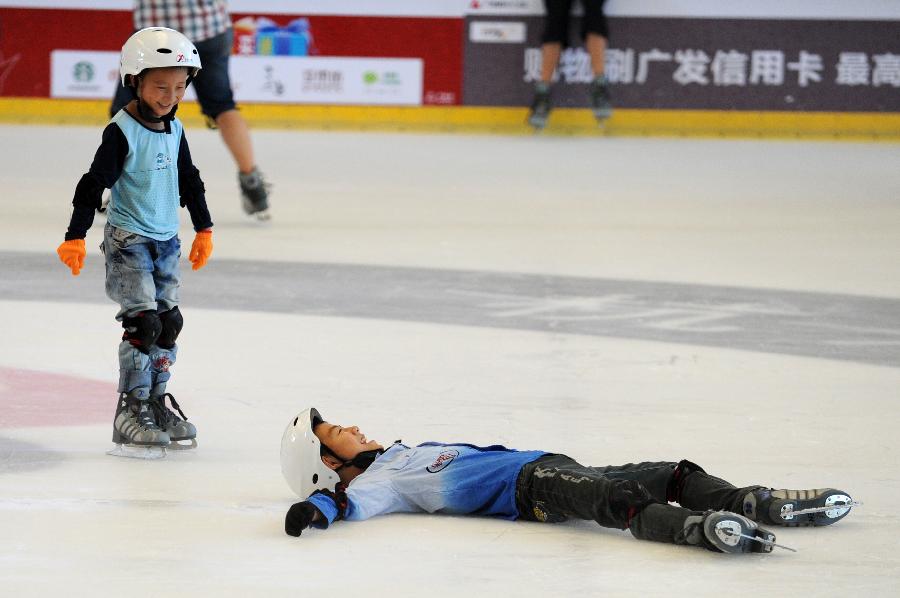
[192,29,239,119]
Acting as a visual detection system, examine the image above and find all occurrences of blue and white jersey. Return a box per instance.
[307,442,546,527]
[107,110,183,241]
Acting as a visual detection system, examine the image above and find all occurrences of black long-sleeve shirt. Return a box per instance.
[64,112,213,240]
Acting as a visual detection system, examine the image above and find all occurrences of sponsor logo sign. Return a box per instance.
[469,21,526,43]
[50,51,118,98]
[230,55,423,105]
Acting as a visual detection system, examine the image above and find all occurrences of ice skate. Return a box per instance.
[239,167,271,222]
[108,394,169,459]
[150,392,197,450]
[742,487,858,527]
[527,84,551,130]
[681,511,788,554]
[589,76,612,123]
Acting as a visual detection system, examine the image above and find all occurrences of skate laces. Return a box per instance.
[154,393,188,423]
[132,402,162,431]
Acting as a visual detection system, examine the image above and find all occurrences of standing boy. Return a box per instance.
[110,1,272,221]
[57,27,214,458]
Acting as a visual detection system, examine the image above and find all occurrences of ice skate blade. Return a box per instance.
[727,530,796,553]
[107,443,167,460]
[167,438,198,451]
[244,210,272,224]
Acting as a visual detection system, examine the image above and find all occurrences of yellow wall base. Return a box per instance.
[1,98,898,141]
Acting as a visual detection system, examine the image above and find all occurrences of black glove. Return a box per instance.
[285,501,319,537]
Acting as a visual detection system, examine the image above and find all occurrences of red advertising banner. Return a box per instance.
[0,7,463,105]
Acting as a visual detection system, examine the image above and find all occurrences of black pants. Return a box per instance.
[515,455,761,545]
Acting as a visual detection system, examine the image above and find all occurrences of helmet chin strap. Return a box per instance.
[335,448,385,473]
[135,98,177,133]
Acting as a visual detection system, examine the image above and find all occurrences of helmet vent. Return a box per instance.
[312,474,319,483]
[293,417,299,426]
[156,48,173,54]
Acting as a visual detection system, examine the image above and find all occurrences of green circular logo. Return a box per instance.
[363,71,378,85]
[73,61,94,83]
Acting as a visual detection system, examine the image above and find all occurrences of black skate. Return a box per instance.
[682,511,786,554]
[743,488,858,527]
[239,167,271,222]
[589,77,612,122]
[527,87,551,130]
[150,393,197,450]
[108,395,169,459]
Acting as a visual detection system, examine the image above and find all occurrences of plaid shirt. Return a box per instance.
[133,0,230,43]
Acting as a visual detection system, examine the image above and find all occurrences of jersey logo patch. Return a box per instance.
[426,449,459,473]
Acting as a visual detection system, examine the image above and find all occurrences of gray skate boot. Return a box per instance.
[109,394,170,459]
[680,511,783,554]
[239,167,271,221]
[150,393,197,450]
[527,83,551,129]
[742,488,857,527]
[589,75,612,122]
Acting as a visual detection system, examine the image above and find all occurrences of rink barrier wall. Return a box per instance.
[1,98,898,141]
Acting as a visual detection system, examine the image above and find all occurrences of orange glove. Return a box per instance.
[189,229,213,271]
[57,239,86,276]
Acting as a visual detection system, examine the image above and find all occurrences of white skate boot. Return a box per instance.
[108,395,169,459]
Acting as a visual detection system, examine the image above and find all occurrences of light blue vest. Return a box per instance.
[307,443,546,526]
[107,110,182,241]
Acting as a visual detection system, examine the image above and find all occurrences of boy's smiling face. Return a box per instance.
[136,66,189,119]
[314,422,384,464]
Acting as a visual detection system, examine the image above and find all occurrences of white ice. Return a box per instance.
[1,124,898,597]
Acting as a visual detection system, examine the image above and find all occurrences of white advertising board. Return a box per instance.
[51,50,423,106]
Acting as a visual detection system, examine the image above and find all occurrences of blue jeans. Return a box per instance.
[103,223,181,398]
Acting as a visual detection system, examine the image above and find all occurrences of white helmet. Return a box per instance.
[280,408,340,498]
[119,27,201,86]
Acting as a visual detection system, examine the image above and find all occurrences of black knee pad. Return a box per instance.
[157,306,183,349]
[122,310,162,354]
[609,479,656,528]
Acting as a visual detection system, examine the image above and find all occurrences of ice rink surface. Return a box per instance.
[1,123,899,597]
